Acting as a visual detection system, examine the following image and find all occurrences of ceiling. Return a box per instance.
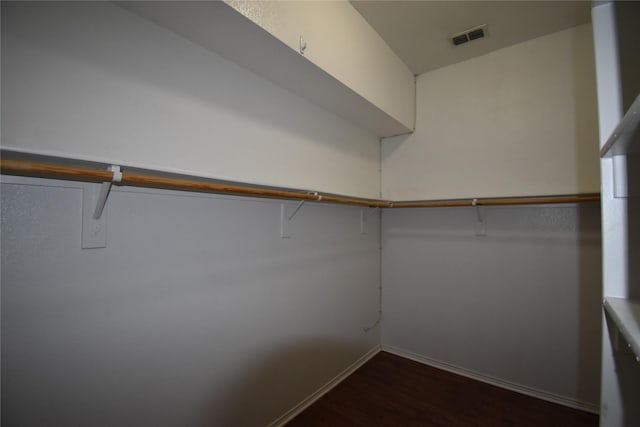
[350,1,592,75]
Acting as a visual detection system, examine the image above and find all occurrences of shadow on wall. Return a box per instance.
[576,202,603,406]
[203,339,368,427]
[614,2,640,113]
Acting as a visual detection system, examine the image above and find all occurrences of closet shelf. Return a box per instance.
[600,93,640,158]
[603,296,640,361]
[118,1,413,138]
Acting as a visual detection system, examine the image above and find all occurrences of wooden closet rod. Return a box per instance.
[391,195,601,208]
[0,159,388,207]
[0,159,600,208]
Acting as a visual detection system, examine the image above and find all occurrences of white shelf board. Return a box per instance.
[603,296,640,361]
[117,1,413,138]
[600,93,640,157]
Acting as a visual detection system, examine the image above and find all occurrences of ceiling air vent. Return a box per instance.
[450,24,487,46]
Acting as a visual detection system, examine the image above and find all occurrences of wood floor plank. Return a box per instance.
[287,351,597,427]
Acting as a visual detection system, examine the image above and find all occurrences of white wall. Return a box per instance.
[382,24,600,201]
[381,203,602,410]
[1,2,607,424]
[0,176,381,427]
[1,1,380,199]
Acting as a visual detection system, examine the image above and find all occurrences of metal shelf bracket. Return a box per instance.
[281,200,306,238]
[472,198,486,236]
[82,165,121,249]
[93,165,122,219]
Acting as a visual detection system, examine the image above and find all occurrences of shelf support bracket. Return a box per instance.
[472,198,486,236]
[281,200,306,238]
[360,208,367,235]
[94,165,122,219]
[288,200,306,222]
[82,165,121,249]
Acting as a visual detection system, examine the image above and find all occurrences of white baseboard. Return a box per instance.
[382,345,599,414]
[269,345,381,427]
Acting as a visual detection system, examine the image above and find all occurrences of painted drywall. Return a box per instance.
[381,24,600,201]
[592,2,640,426]
[0,176,381,426]
[381,203,602,409]
[1,1,380,199]
[225,0,415,131]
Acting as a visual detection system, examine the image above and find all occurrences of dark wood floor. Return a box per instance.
[287,351,598,427]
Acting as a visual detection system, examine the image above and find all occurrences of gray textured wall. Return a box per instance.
[381,203,602,409]
[1,176,381,426]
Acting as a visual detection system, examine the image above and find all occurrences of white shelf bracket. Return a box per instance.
[288,200,306,222]
[281,200,306,238]
[472,198,486,236]
[94,165,122,219]
[82,165,121,249]
[93,182,113,219]
[83,184,106,249]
